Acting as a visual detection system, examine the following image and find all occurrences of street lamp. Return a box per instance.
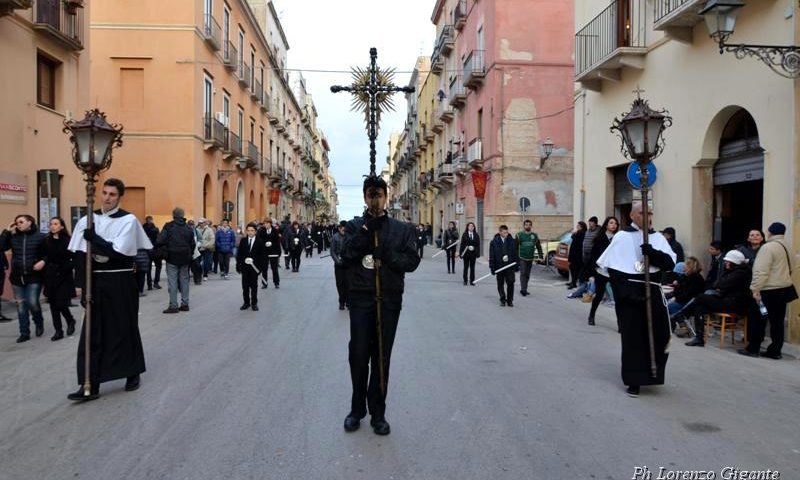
[700,0,800,78]
[539,137,555,169]
[610,92,671,379]
[63,109,123,398]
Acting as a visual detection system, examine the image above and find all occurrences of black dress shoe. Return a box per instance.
[153,284,162,290]
[500,300,506,307]
[588,315,595,326]
[16,335,30,343]
[370,416,391,435]
[179,305,190,312]
[760,350,782,360]
[626,385,640,398]
[685,337,705,347]
[35,324,44,337]
[240,304,250,311]
[463,281,468,286]
[343,414,362,432]
[252,305,259,311]
[125,375,140,391]
[163,307,180,314]
[51,331,64,341]
[261,282,268,289]
[66,321,76,336]
[507,302,514,308]
[67,387,99,402]
[737,349,759,358]
[339,304,345,310]
[470,282,475,286]
[520,291,529,297]
[274,285,279,289]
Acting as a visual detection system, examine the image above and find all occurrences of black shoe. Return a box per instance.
[470,282,475,286]
[274,284,279,289]
[66,321,76,336]
[179,305,190,312]
[147,286,153,291]
[163,307,180,314]
[51,331,64,341]
[16,335,30,343]
[567,284,576,290]
[626,385,639,398]
[153,284,162,290]
[261,282,268,289]
[67,386,99,402]
[370,416,391,435]
[35,324,44,337]
[685,337,705,347]
[124,375,140,392]
[507,302,514,308]
[339,303,345,310]
[500,299,506,307]
[463,281,468,285]
[737,349,759,358]
[240,304,250,311]
[344,414,362,432]
[588,315,595,326]
[760,350,782,360]
[520,291,529,297]
[252,305,259,311]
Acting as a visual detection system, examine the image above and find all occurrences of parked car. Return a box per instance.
[553,233,572,278]
[537,230,571,278]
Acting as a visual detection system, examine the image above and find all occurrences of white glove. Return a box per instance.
[468,246,474,251]
[294,238,300,244]
[265,241,272,247]
[502,255,509,262]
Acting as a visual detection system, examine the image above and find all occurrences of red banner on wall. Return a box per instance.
[471,170,488,199]
[269,189,281,205]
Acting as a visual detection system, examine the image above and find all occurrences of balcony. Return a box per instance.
[252,79,262,102]
[202,14,221,51]
[434,162,455,187]
[223,41,238,70]
[430,48,445,75]
[202,115,226,150]
[275,119,285,133]
[287,173,296,192]
[463,50,486,89]
[453,0,467,31]
[260,92,270,113]
[228,131,242,157]
[33,0,83,51]
[467,138,483,167]
[260,157,272,176]
[575,0,647,92]
[454,153,470,175]
[0,0,32,16]
[437,25,455,56]
[245,141,259,168]
[238,62,251,89]
[269,164,282,185]
[449,77,467,108]
[654,0,707,43]
[438,99,455,123]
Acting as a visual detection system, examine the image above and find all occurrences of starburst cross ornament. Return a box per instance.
[331,48,415,176]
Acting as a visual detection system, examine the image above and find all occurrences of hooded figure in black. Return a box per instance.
[340,176,420,436]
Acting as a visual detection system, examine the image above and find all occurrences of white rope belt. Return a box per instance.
[94,268,134,273]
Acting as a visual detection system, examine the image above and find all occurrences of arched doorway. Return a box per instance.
[712,109,764,249]
[202,174,213,220]
[236,181,245,229]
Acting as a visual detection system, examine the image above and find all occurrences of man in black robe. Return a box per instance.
[596,201,676,398]
[341,176,420,435]
[67,178,152,401]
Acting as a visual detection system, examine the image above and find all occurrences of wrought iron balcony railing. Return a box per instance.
[202,14,221,51]
[463,50,486,88]
[223,41,238,70]
[33,0,83,50]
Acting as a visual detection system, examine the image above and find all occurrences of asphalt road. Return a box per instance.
[0,250,798,480]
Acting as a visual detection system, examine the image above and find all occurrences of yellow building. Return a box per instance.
[0,0,90,231]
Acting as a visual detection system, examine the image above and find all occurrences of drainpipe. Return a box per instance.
[578,88,587,221]
[498,66,505,186]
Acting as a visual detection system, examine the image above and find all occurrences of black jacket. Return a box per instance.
[674,272,705,304]
[442,228,459,249]
[330,232,346,266]
[341,213,420,309]
[143,222,159,247]
[668,238,685,264]
[415,228,426,248]
[236,236,266,273]
[712,264,752,311]
[257,227,282,257]
[459,230,481,259]
[568,230,585,265]
[588,231,613,275]
[43,233,75,307]
[705,254,724,289]
[0,228,46,286]
[157,218,196,266]
[489,234,519,274]
[287,228,306,252]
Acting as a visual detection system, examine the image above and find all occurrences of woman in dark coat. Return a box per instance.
[43,217,76,341]
[588,217,619,325]
[567,221,587,289]
[458,222,481,286]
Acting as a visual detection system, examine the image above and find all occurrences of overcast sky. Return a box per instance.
[273,0,434,220]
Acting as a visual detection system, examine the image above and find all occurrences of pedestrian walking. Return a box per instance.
[42,217,76,341]
[739,222,798,359]
[515,219,543,297]
[567,222,587,289]
[587,216,619,325]
[489,225,519,307]
[341,175,420,436]
[215,219,236,279]
[415,224,426,259]
[282,220,292,270]
[458,222,480,286]
[330,221,349,310]
[157,208,195,314]
[442,221,459,274]
[142,216,161,289]
[287,221,305,272]
[258,219,281,288]
[236,223,264,311]
[304,223,315,258]
[67,178,152,401]
[313,222,325,255]
[197,218,215,279]
[0,214,47,343]
[595,201,676,398]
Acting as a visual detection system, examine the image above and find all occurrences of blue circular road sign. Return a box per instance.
[627,162,657,189]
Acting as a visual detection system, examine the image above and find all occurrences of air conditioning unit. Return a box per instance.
[215,112,229,126]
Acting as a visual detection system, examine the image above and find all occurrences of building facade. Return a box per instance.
[573,0,800,341]
[391,0,575,247]
[0,0,90,232]
[89,0,336,228]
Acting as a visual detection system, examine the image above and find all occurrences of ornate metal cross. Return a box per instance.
[331,48,415,176]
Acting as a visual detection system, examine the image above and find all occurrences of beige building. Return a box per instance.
[0,0,90,231]
[573,0,800,341]
[89,0,335,228]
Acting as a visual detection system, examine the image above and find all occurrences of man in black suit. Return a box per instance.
[236,223,265,311]
[258,219,282,289]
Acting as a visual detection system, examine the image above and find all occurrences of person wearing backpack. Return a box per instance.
[156,208,196,314]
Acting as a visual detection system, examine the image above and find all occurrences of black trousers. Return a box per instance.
[50,304,74,333]
[305,246,313,258]
[334,265,349,306]
[445,248,456,272]
[496,269,515,302]
[241,269,258,306]
[317,242,323,254]
[747,289,788,355]
[135,270,146,293]
[348,305,400,418]
[212,251,219,273]
[146,258,162,288]
[519,259,533,293]
[218,252,232,276]
[568,261,582,286]
[284,250,291,268]
[191,259,203,284]
[291,250,302,270]
[262,257,280,286]
[462,257,476,284]
[589,274,610,318]
[417,244,424,259]
[682,294,743,338]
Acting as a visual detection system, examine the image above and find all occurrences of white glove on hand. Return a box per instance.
[502,255,509,262]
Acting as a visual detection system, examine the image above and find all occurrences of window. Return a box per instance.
[203,74,213,117]
[222,92,230,126]
[250,50,255,85]
[238,29,244,64]
[237,107,244,139]
[37,54,58,109]
[223,7,230,43]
